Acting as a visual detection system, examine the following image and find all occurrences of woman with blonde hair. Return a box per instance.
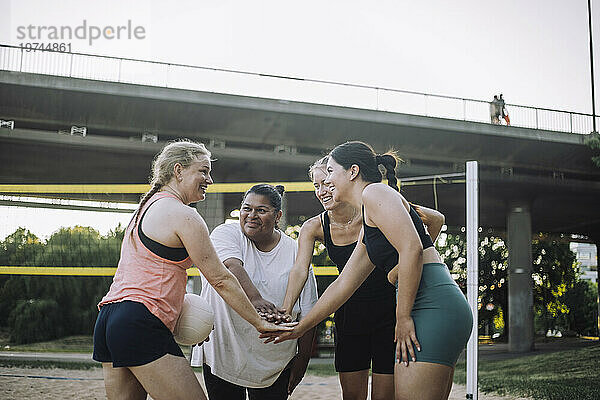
[93,140,291,400]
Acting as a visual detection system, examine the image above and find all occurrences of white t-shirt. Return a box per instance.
[194,222,318,388]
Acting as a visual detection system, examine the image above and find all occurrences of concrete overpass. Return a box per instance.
[1,69,599,352]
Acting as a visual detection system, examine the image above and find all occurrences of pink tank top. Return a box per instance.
[98,192,194,331]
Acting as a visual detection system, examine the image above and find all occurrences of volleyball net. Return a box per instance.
[0,176,466,278]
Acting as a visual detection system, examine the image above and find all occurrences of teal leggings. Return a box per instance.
[397,263,473,367]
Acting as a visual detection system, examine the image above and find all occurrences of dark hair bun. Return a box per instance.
[274,185,285,196]
[376,154,397,169]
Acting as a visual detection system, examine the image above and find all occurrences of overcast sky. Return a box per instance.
[2,0,599,113]
[1,0,599,239]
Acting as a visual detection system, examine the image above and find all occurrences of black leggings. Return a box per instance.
[202,364,291,400]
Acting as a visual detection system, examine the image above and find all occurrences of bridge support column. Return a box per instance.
[191,193,225,294]
[507,201,535,352]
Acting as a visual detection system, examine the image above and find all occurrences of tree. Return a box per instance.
[584,133,600,167]
[438,232,508,336]
[438,231,582,337]
[0,228,43,325]
[0,225,125,343]
[531,233,578,334]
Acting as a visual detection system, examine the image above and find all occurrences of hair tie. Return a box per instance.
[375,154,384,165]
[274,185,285,196]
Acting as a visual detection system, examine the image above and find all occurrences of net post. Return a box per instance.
[466,160,478,400]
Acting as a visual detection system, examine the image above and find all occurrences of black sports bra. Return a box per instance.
[362,204,433,274]
[138,203,189,262]
[321,212,356,269]
[321,212,395,301]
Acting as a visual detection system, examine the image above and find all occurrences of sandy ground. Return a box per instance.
[0,366,532,400]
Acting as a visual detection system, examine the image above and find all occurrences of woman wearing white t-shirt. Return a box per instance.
[195,184,318,400]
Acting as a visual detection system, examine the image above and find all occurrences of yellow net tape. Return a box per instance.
[0,179,461,195]
[0,266,339,277]
[0,182,316,194]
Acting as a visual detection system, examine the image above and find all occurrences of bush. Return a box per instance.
[563,280,598,336]
[9,299,64,344]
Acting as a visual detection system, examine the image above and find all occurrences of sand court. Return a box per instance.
[0,366,531,400]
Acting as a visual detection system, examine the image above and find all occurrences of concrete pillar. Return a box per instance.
[507,201,535,352]
[192,193,225,294]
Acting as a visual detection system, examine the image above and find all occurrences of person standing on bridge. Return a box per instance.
[278,146,467,400]
[490,95,501,124]
[92,140,291,400]
[499,94,510,126]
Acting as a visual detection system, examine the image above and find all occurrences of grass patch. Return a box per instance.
[306,363,336,376]
[454,344,600,400]
[0,334,94,353]
[0,358,100,370]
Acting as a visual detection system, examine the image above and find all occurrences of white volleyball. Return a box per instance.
[173,293,214,346]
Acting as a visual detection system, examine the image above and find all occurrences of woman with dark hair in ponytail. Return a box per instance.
[93,141,292,400]
[281,156,445,400]
[266,141,472,400]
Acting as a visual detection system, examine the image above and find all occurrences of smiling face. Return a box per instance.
[240,192,281,241]
[312,167,338,211]
[324,157,354,203]
[178,155,213,203]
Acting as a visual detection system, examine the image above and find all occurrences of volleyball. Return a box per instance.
[173,293,214,346]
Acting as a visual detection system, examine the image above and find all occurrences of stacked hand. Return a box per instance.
[251,297,293,324]
[259,325,303,344]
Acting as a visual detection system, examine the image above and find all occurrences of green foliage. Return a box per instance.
[532,233,578,333]
[0,225,125,344]
[0,227,43,266]
[437,232,508,336]
[8,299,63,344]
[562,280,598,336]
[585,132,600,167]
[437,231,590,337]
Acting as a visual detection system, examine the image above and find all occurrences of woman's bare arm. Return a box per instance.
[412,204,445,242]
[363,183,423,364]
[281,216,322,313]
[268,233,375,343]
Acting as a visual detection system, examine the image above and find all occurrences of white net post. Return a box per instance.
[466,161,479,400]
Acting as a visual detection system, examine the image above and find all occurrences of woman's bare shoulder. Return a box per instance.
[300,214,324,240]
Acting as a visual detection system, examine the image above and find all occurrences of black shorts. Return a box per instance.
[333,297,395,374]
[93,300,184,367]
[203,363,291,400]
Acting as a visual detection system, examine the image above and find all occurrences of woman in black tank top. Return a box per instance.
[269,142,472,400]
[281,156,445,400]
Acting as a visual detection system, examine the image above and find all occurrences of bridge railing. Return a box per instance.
[1,44,596,135]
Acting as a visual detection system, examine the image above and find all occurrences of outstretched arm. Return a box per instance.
[266,235,375,343]
[223,258,288,323]
[282,217,322,313]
